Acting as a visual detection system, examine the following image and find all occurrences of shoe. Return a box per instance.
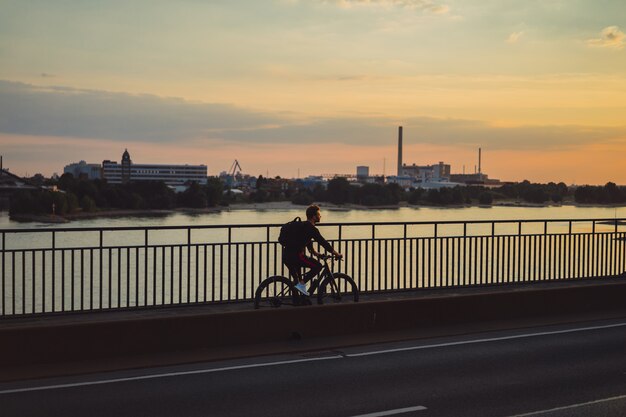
[294,282,309,296]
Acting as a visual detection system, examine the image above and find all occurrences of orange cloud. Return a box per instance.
[588,26,625,49]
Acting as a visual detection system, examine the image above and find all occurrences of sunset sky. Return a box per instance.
[1,0,625,184]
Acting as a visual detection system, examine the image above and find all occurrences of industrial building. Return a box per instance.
[386,126,502,189]
[387,126,460,189]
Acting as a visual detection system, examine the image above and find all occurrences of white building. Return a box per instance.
[64,161,102,180]
[103,150,207,189]
[356,166,369,179]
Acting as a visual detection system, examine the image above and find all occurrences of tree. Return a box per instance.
[9,191,38,215]
[479,192,493,205]
[291,192,314,205]
[80,195,97,212]
[66,192,80,213]
[178,182,207,208]
[408,188,423,205]
[205,177,223,206]
[326,177,352,204]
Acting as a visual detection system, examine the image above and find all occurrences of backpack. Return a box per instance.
[278,217,305,248]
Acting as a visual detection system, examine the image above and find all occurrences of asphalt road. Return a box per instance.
[3,318,626,417]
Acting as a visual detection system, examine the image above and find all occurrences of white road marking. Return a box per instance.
[345,321,626,358]
[509,393,626,416]
[0,355,342,395]
[350,405,427,416]
[3,320,626,395]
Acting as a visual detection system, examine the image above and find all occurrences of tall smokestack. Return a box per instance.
[397,126,403,177]
[478,147,482,175]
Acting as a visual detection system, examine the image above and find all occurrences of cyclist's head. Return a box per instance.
[306,204,321,222]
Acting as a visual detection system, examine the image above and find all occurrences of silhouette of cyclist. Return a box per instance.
[282,204,342,296]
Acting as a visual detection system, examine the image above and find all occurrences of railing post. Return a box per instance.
[1,232,4,316]
[188,227,193,303]
[99,230,103,309]
[145,229,149,306]
[227,227,231,301]
[371,224,376,291]
[51,230,56,313]
[568,221,572,235]
[266,226,270,279]
[338,224,343,273]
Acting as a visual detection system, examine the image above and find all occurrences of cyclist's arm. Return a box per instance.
[311,229,343,259]
[306,241,322,257]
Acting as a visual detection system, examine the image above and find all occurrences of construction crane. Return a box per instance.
[229,160,242,177]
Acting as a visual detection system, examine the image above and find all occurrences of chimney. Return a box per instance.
[478,147,482,174]
[397,126,403,177]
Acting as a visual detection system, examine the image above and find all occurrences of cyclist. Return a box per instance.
[282,204,343,296]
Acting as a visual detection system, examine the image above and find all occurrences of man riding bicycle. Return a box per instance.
[282,205,343,296]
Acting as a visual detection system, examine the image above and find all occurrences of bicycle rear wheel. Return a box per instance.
[316,273,359,305]
[254,275,294,309]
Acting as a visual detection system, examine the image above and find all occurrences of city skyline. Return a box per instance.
[1,1,626,184]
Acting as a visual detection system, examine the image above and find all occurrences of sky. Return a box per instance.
[1,0,625,184]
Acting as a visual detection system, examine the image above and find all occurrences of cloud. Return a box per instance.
[587,26,625,49]
[507,31,524,43]
[320,0,449,14]
[0,80,282,142]
[1,79,625,156]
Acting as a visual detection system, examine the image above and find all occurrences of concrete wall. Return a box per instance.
[3,279,626,379]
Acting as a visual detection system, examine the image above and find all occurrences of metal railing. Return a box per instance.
[1,218,625,316]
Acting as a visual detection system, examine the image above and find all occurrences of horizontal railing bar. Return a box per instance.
[1,217,625,234]
[3,234,621,252]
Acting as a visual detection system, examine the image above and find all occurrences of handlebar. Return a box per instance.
[318,254,343,261]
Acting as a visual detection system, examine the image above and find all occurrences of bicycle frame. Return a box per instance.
[301,256,335,296]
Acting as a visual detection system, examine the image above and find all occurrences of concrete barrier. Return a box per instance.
[2,278,626,380]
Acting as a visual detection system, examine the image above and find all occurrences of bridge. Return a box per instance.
[1,218,626,381]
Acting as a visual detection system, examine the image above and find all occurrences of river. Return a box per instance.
[1,203,625,230]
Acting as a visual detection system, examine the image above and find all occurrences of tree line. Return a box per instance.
[292,179,626,207]
[8,174,626,217]
[9,174,224,216]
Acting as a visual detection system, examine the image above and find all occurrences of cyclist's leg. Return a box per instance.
[282,254,301,283]
[298,253,323,291]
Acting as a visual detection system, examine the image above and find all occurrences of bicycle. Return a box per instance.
[253,254,359,309]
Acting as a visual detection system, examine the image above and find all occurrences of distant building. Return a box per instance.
[449,173,503,187]
[63,161,102,180]
[401,162,451,182]
[356,166,369,179]
[0,167,40,209]
[298,176,327,191]
[102,149,207,190]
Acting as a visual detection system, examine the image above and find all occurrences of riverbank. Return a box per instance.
[5,200,626,224]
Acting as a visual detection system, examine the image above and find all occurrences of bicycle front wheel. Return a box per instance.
[317,273,359,305]
[254,275,294,309]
